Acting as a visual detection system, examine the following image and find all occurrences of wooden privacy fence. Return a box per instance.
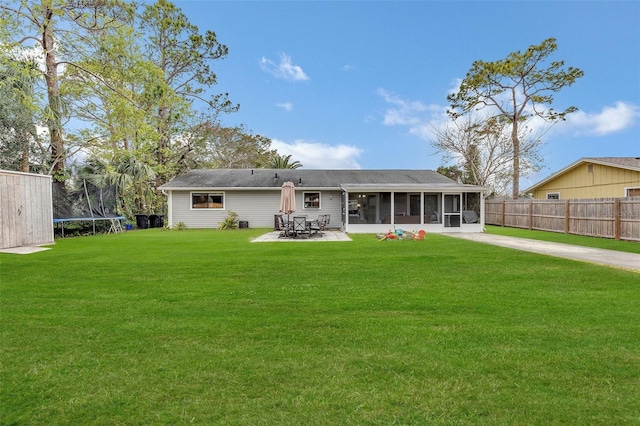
[485,197,640,242]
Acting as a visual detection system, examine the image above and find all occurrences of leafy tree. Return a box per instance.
[63,22,163,157]
[431,116,543,195]
[0,0,134,184]
[0,57,46,172]
[267,153,302,169]
[447,38,583,198]
[76,153,158,217]
[138,0,238,183]
[182,123,275,170]
[436,165,465,183]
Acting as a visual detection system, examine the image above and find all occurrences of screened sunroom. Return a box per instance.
[342,184,485,233]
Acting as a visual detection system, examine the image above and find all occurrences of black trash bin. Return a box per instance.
[149,215,164,228]
[135,214,149,229]
[239,220,249,229]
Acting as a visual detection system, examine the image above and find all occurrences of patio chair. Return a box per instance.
[276,215,293,237]
[322,214,330,230]
[462,210,479,223]
[412,230,426,240]
[309,220,321,236]
[315,214,328,231]
[292,216,308,238]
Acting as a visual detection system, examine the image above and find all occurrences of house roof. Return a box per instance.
[523,157,640,193]
[159,168,487,192]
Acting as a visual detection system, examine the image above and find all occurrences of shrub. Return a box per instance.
[218,211,239,230]
[173,221,188,231]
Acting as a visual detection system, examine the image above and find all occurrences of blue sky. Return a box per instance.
[177,1,639,187]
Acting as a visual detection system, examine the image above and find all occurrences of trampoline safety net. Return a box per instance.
[53,179,125,236]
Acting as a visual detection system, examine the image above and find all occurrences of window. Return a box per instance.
[626,187,640,197]
[191,192,224,209]
[303,192,320,209]
[547,193,560,200]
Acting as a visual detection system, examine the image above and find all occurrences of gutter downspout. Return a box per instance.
[161,190,172,228]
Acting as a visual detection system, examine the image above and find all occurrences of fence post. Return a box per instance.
[564,200,570,234]
[529,200,533,230]
[614,198,621,240]
[501,201,505,227]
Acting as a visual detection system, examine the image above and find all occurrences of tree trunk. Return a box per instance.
[20,132,29,173]
[511,120,520,199]
[20,145,29,173]
[42,7,65,184]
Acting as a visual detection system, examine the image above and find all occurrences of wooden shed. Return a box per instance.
[1,170,54,249]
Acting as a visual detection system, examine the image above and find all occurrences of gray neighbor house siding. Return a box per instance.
[159,169,488,233]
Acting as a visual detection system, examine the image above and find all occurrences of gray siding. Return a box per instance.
[1,170,54,249]
[170,190,342,229]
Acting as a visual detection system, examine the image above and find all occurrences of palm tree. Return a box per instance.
[267,153,302,169]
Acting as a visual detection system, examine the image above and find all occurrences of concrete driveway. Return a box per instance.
[446,233,640,273]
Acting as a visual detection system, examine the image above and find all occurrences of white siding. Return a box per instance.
[169,190,343,229]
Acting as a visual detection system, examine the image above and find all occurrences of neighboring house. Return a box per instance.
[1,170,54,249]
[524,157,640,200]
[158,169,489,233]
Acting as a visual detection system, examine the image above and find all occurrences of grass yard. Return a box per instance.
[1,229,639,425]
[485,225,640,254]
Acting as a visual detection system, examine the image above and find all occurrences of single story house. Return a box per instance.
[523,157,640,200]
[158,169,489,234]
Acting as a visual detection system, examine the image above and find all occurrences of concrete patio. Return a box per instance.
[252,230,352,242]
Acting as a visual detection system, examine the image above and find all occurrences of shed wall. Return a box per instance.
[1,170,54,249]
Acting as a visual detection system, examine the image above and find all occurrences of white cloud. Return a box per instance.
[260,53,309,81]
[560,101,640,136]
[343,64,356,72]
[276,102,293,112]
[376,88,448,138]
[378,85,640,146]
[271,139,362,169]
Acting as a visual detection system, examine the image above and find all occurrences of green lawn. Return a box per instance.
[1,229,639,425]
[485,225,640,254]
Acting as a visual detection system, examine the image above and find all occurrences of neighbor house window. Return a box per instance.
[626,187,640,197]
[303,192,320,209]
[547,193,560,200]
[191,192,224,209]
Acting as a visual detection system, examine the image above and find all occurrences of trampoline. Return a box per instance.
[53,178,125,237]
[53,216,126,237]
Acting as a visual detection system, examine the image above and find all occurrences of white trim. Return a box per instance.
[302,191,321,210]
[339,183,489,192]
[160,186,341,191]
[167,191,173,226]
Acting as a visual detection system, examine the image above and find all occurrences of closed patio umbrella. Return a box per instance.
[279,181,296,235]
[279,181,297,216]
